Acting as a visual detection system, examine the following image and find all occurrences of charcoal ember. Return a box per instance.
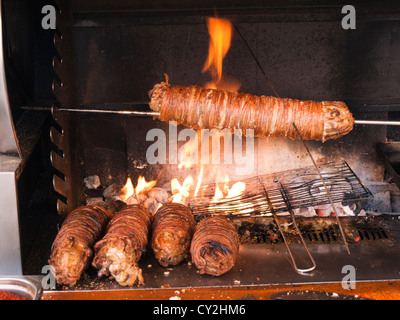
[304,207,317,217]
[295,207,317,217]
[84,175,101,189]
[315,204,332,217]
[132,159,148,169]
[106,199,127,213]
[342,203,356,216]
[143,197,160,215]
[147,188,169,203]
[358,209,367,216]
[103,183,122,200]
[86,197,108,208]
[331,203,356,216]
[136,193,148,204]
[125,195,139,205]
[315,203,347,216]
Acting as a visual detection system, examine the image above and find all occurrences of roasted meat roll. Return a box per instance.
[92,204,152,286]
[190,216,240,276]
[151,203,196,267]
[149,76,354,142]
[48,205,113,286]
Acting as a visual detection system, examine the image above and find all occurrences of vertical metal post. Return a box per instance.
[0,0,23,275]
[0,160,22,275]
[0,0,20,156]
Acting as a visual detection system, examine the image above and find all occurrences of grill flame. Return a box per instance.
[136,176,157,195]
[202,17,240,92]
[120,176,157,202]
[120,177,135,202]
[171,176,194,203]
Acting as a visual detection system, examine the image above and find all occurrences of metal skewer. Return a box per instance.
[354,120,400,126]
[22,106,400,126]
[21,106,160,117]
[57,107,160,117]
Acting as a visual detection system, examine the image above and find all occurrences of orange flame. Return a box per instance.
[135,176,157,195]
[120,176,157,202]
[227,181,246,199]
[203,17,232,83]
[120,177,135,202]
[202,17,240,92]
[211,170,246,202]
[171,176,194,203]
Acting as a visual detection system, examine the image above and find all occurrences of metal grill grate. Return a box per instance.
[238,221,390,244]
[188,160,371,218]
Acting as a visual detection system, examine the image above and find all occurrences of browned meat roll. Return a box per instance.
[151,203,196,267]
[190,216,239,276]
[48,205,113,286]
[92,204,152,286]
[148,76,354,142]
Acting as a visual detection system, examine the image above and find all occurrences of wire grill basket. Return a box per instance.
[188,160,371,218]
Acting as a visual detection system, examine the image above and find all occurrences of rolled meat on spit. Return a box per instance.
[151,203,196,267]
[190,216,240,276]
[48,205,113,286]
[149,76,354,142]
[92,204,152,286]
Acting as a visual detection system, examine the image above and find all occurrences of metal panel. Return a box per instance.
[0,155,22,275]
[50,109,84,217]
[51,0,83,217]
[0,0,20,155]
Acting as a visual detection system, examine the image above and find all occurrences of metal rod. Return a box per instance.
[233,23,280,98]
[275,179,317,274]
[21,106,160,117]
[23,106,400,127]
[355,120,400,126]
[292,122,351,255]
[57,107,160,117]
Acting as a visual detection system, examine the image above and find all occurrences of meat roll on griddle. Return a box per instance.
[190,216,239,276]
[151,203,196,267]
[92,204,151,286]
[48,205,113,286]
